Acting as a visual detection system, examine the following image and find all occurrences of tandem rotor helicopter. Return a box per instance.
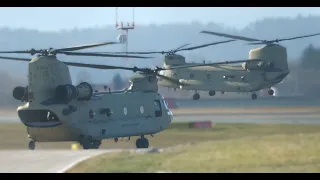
[103,32,320,100]
[0,41,260,150]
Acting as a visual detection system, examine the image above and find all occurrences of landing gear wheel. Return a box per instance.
[28,140,35,150]
[79,136,101,149]
[193,93,200,100]
[91,140,101,149]
[81,141,91,150]
[208,90,215,96]
[251,93,257,100]
[268,89,274,96]
[136,137,149,149]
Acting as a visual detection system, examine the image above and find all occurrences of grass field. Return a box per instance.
[62,122,320,173]
[1,122,320,151]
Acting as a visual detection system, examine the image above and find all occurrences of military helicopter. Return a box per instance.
[103,32,320,100]
[95,40,239,100]
[0,41,260,150]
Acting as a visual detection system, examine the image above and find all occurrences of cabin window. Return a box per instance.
[100,108,113,117]
[123,107,128,116]
[140,106,144,114]
[154,100,162,117]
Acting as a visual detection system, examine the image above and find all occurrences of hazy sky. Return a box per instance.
[0,7,319,31]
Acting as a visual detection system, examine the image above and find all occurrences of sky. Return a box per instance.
[0,7,320,31]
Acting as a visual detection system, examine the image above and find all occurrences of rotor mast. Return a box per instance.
[115,7,135,61]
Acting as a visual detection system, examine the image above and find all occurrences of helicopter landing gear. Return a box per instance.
[251,93,257,100]
[268,89,274,96]
[79,136,101,149]
[208,90,215,96]
[28,140,35,150]
[136,135,149,149]
[81,140,101,149]
[193,91,200,100]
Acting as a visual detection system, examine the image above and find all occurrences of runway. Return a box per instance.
[171,96,320,124]
[0,150,106,173]
[175,96,320,108]
[0,148,162,173]
[172,113,320,124]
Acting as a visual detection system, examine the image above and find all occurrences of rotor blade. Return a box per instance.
[59,51,154,59]
[0,42,119,55]
[178,40,236,51]
[55,42,119,52]
[200,31,262,42]
[91,51,166,55]
[90,41,230,55]
[0,56,30,62]
[174,43,190,52]
[247,42,267,45]
[91,43,192,55]
[274,32,320,43]
[0,54,153,73]
[0,50,33,54]
[63,61,138,71]
[163,59,263,70]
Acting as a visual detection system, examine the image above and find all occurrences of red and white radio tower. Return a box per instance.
[115,7,135,60]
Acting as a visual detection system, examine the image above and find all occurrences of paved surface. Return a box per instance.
[0,148,162,173]
[175,96,320,108]
[0,150,106,173]
[172,96,320,124]
[172,114,320,124]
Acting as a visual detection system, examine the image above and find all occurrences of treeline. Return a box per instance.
[288,44,320,97]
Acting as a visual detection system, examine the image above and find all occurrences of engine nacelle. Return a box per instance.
[12,86,27,101]
[55,82,93,103]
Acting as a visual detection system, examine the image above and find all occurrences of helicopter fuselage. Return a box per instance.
[17,91,173,143]
[157,64,290,93]
[158,44,290,94]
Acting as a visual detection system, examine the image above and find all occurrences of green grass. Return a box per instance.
[1,122,320,150]
[67,133,320,173]
[65,122,320,173]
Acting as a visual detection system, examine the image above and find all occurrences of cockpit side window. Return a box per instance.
[154,100,162,117]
